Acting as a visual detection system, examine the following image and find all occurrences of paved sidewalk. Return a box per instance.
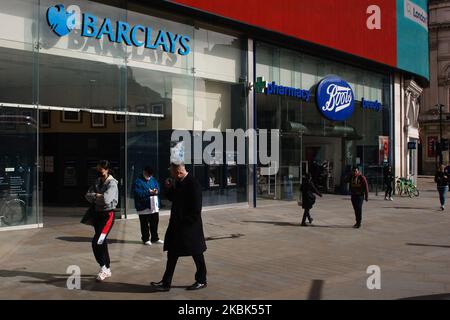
[0,176,450,300]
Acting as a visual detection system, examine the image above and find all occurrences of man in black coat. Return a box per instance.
[151,162,207,292]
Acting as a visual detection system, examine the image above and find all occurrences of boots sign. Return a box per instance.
[46,4,191,56]
[316,76,355,122]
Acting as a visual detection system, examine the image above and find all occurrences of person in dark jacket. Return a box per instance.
[300,173,322,226]
[349,166,369,229]
[435,164,449,211]
[151,162,207,292]
[133,166,162,245]
[383,165,394,201]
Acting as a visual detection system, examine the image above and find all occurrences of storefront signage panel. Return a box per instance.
[46,4,191,56]
[256,75,382,121]
[316,76,355,122]
[255,77,310,102]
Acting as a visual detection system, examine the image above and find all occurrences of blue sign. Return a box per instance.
[408,142,417,150]
[255,77,310,102]
[362,98,382,112]
[47,4,76,36]
[316,75,355,122]
[46,4,191,56]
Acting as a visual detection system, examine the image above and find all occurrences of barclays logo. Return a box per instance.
[46,4,191,56]
[47,4,76,37]
[316,76,354,121]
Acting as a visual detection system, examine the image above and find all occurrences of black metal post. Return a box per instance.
[439,104,444,166]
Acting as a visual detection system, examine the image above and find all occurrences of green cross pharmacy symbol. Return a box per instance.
[254,77,266,94]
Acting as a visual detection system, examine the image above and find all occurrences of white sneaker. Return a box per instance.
[389,197,393,201]
[153,240,164,244]
[96,267,111,281]
[144,241,152,246]
[384,197,388,201]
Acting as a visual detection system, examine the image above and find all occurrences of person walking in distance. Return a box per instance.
[383,165,394,201]
[151,162,207,292]
[133,166,163,245]
[349,166,368,229]
[85,160,119,282]
[300,173,322,226]
[435,164,449,211]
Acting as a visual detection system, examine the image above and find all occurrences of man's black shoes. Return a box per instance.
[150,281,171,292]
[353,223,361,229]
[150,281,207,291]
[186,282,207,291]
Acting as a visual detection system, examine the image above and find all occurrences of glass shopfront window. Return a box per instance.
[0,0,247,229]
[255,42,392,201]
[0,0,39,228]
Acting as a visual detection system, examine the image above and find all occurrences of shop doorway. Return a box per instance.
[304,140,339,194]
[40,109,125,226]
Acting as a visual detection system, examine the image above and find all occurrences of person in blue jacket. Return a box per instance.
[133,166,163,245]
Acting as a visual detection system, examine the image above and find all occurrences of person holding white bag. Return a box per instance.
[133,166,163,246]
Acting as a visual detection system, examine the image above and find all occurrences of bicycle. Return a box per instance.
[395,176,419,198]
[0,192,26,227]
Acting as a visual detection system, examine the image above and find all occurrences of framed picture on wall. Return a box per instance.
[113,114,126,123]
[91,113,106,128]
[62,110,81,123]
[151,103,164,118]
[136,104,146,127]
[40,110,50,128]
[3,112,16,130]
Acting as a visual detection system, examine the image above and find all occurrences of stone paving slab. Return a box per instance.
[0,177,449,300]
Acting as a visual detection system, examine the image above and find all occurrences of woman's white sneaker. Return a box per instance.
[144,241,152,246]
[153,240,164,244]
[96,267,112,282]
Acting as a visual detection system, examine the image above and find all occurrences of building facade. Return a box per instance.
[420,0,450,175]
[0,0,429,230]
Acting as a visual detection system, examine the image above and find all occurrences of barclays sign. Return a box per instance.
[46,4,191,56]
[316,75,355,122]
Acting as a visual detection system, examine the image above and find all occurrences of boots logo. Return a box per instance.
[47,4,76,37]
[316,76,355,121]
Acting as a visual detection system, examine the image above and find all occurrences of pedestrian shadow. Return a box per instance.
[242,220,354,229]
[399,293,450,300]
[307,279,324,300]
[242,220,301,227]
[0,269,188,293]
[386,206,430,210]
[309,225,354,229]
[406,243,450,249]
[56,237,143,245]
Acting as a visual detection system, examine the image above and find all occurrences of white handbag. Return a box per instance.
[150,195,159,213]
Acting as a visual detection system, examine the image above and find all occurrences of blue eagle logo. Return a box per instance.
[46,4,76,37]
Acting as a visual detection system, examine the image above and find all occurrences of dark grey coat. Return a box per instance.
[300,178,322,210]
[163,173,207,256]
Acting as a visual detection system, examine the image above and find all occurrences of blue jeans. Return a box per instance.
[438,186,449,206]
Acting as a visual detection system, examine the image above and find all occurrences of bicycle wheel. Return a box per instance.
[0,199,26,226]
[396,182,402,196]
[411,186,420,197]
[406,187,413,198]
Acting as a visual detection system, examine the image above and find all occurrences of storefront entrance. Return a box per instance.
[255,42,392,202]
[0,0,249,229]
[40,110,125,226]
